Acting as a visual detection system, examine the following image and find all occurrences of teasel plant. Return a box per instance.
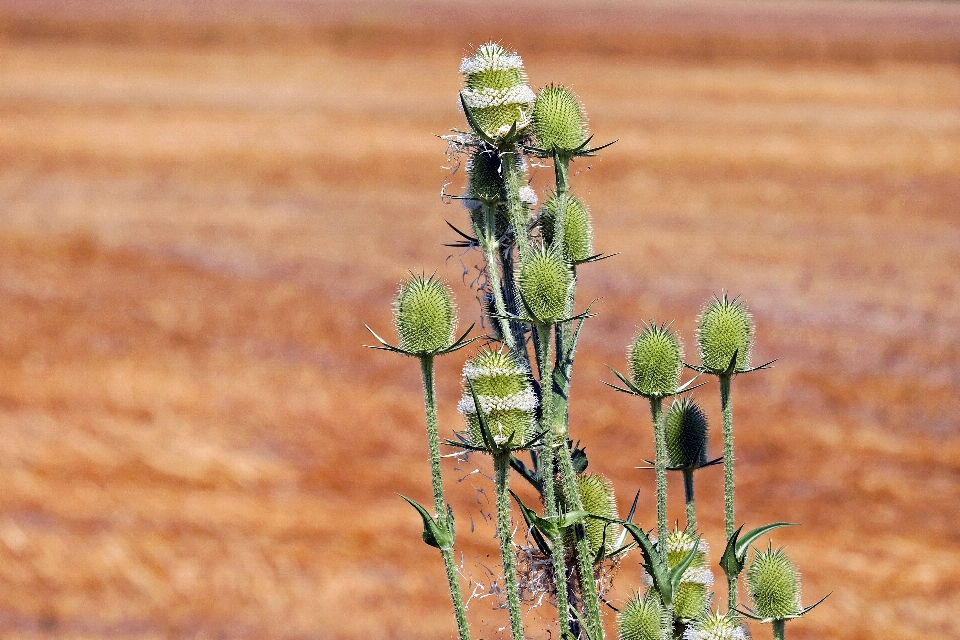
[366,40,826,640]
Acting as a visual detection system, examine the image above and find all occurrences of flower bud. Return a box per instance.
[575,474,618,558]
[540,192,593,263]
[628,323,683,397]
[682,612,747,640]
[664,529,713,620]
[393,275,457,355]
[533,84,589,153]
[696,294,753,373]
[516,246,574,324]
[665,398,709,469]
[618,592,668,640]
[457,349,537,449]
[746,546,802,620]
[460,43,536,139]
[464,150,504,211]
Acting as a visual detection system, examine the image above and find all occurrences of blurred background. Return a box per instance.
[0,0,958,638]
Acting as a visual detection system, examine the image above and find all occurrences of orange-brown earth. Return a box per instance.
[0,1,958,638]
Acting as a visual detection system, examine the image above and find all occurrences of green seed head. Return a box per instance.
[458,348,536,449]
[663,528,713,619]
[627,323,683,397]
[665,398,709,469]
[393,275,457,355]
[696,294,754,373]
[540,192,594,263]
[576,474,619,557]
[532,84,589,153]
[683,612,747,640]
[618,592,669,640]
[746,546,802,620]
[464,149,504,210]
[460,43,535,139]
[516,245,574,324]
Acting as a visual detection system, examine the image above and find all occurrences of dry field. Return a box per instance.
[0,1,958,638]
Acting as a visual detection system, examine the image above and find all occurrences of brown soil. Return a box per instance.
[0,1,958,638]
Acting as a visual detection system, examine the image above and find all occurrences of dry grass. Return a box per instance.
[0,1,958,638]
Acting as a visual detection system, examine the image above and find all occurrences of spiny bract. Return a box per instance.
[746,546,802,620]
[665,398,710,469]
[516,246,574,324]
[628,323,683,397]
[576,474,619,557]
[618,592,669,640]
[532,84,589,153]
[682,612,748,640]
[696,294,754,373]
[460,43,535,139]
[393,275,457,354]
[540,192,593,263]
[457,348,536,449]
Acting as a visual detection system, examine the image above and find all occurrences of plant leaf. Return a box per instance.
[669,535,702,594]
[735,522,797,560]
[399,494,453,550]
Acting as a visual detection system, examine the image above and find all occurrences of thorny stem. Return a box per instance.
[494,453,525,640]
[554,155,570,195]
[548,326,604,640]
[682,469,697,531]
[502,149,530,258]
[720,373,737,612]
[474,202,515,350]
[773,619,786,640]
[536,323,572,636]
[419,357,471,640]
[649,397,668,566]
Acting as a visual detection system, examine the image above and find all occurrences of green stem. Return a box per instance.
[682,469,697,531]
[502,149,530,257]
[420,357,471,640]
[536,324,571,636]
[494,453,525,640]
[773,619,786,640]
[474,202,515,350]
[554,155,570,195]
[720,373,736,612]
[548,324,604,640]
[649,397,668,565]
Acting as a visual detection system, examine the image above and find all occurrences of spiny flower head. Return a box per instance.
[645,528,713,620]
[628,323,683,397]
[746,546,802,620]
[458,348,536,449]
[665,398,710,469]
[618,591,670,640]
[516,245,574,324]
[533,84,589,153]
[393,274,457,355]
[540,192,593,263]
[460,43,536,140]
[576,473,619,558]
[464,149,504,211]
[696,294,754,373]
[682,612,748,640]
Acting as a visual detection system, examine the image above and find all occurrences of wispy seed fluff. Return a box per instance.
[682,612,748,640]
[618,591,670,640]
[628,323,683,397]
[393,275,457,355]
[696,294,754,373]
[540,192,594,263]
[746,547,802,620]
[458,348,537,448]
[460,43,536,139]
[516,245,574,324]
[532,84,589,153]
[665,398,710,470]
[644,528,713,621]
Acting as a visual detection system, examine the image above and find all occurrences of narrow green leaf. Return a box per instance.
[719,524,746,579]
[735,522,797,560]
[669,535,702,593]
[399,494,453,550]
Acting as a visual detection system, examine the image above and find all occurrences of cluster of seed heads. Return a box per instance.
[618,592,671,640]
[540,192,594,263]
[532,84,589,153]
[458,348,537,448]
[746,547,802,620]
[696,295,754,373]
[628,323,684,397]
[683,612,748,640]
[516,246,574,324]
[665,398,710,470]
[460,43,536,139]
